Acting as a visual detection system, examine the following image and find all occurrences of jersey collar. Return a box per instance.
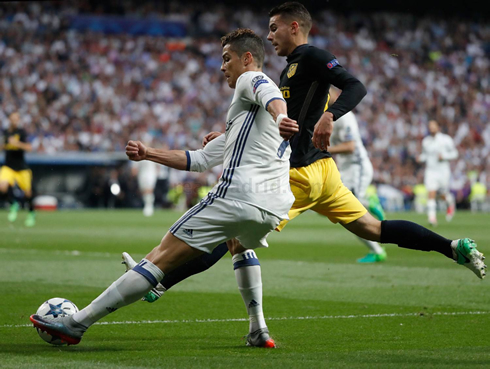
[286,44,309,63]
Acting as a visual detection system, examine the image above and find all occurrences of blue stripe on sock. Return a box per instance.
[233,258,261,270]
[132,264,158,287]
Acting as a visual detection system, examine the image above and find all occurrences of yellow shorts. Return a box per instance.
[0,166,32,192]
[277,157,366,231]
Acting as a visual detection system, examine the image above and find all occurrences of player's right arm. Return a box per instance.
[417,138,428,163]
[126,135,224,173]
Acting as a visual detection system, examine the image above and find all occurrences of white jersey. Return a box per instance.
[420,132,458,173]
[330,111,370,172]
[186,71,294,219]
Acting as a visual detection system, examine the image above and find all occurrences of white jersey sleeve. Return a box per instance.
[236,72,285,113]
[336,113,358,143]
[187,134,224,172]
[441,134,458,161]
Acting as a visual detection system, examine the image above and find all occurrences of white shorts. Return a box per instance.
[339,160,373,201]
[169,194,282,254]
[424,170,450,193]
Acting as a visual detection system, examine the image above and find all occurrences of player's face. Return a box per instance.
[428,120,439,135]
[9,112,20,128]
[221,45,243,89]
[267,15,295,57]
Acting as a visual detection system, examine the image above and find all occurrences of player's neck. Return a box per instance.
[287,39,308,56]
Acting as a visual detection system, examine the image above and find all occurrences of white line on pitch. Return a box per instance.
[3,311,488,329]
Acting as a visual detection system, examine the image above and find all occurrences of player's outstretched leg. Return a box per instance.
[121,242,229,302]
[445,192,456,222]
[379,220,487,279]
[229,243,275,348]
[30,233,202,345]
[343,214,487,279]
[30,259,164,344]
[25,195,36,227]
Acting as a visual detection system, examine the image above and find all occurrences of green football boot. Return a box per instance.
[7,202,19,222]
[453,238,486,279]
[357,248,387,263]
[25,212,36,227]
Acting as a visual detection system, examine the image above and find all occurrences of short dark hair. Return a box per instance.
[221,28,265,68]
[269,2,312,35]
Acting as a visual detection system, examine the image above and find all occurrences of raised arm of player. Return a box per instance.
[440,136,458,161]
[307,48,367,150]
[126,135,225,173]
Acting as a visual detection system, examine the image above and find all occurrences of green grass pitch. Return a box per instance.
[0,209,489,368]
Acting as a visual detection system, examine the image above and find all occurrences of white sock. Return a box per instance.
[446,193,455,209]
[232,250,266,333]
[73,259,164,328]
[358,237,384,254]
[143,193,155,207]
[427,199,437,221]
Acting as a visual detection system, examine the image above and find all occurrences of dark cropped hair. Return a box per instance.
[221,28,265,68]
[269,2,312,35]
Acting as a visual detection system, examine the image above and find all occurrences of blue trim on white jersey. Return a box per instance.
[265,97,286,111]
[185,151,191,171]
[215,104,259,198]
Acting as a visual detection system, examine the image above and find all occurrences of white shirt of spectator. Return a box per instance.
[420,132,458,173]
[187,71,293,220]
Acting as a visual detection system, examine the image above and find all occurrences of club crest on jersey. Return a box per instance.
[252,75,268,93]
[287,63,298,78]
[327,59,339,69]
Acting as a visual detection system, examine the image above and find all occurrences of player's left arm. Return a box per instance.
[308,49,367,149]
[8,131,32,152]
[440,136,458,161]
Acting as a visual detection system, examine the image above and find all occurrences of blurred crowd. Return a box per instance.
[1,1,489,206]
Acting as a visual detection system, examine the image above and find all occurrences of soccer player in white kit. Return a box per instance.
[30,28,297,348]
[418,120,458,226]
[132,160,158,216]
[330,109,387,263]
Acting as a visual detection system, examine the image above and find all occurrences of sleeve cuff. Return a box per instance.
[265,97,286,111]
[185,151,191,171]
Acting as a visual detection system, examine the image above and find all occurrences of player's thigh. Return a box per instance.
[169,195,236,254]
[424,171,440,192]
[311,159,367,224]
[0,166,16,189]
[234,203,282,250]
[341,211,381,242]
[16,169,32,194]
[276,165,319,231]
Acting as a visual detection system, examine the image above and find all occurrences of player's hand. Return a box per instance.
[125,140,147,161]
[312,112,334,150]
[278,117,299,141]
[8,136,20,147]
[202,131,222,147]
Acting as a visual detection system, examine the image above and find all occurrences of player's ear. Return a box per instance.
[291,21,300,35]
[242,51,253,67]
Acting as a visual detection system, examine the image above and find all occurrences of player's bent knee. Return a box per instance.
[342,212,381,242]
[226,238,246,256]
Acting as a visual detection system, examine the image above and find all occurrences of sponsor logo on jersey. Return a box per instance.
[327,59,339,69]
[287,63,298,78]
[225,119,233,132]
[252,75,268,93]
